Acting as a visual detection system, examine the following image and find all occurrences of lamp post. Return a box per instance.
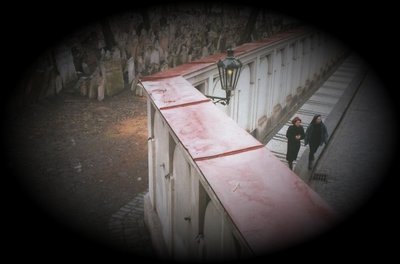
[206,48,242,105]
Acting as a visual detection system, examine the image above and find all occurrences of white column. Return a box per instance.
[266,54,274,117]
[306,36,312,86]
[295,40,303,93]
[173,145,192,260]
[272,49,281,109]
[147,101,156,207]
[286,43,294,101]
[235,65,252,131]
[154,112,173,253]
[292,41,300,95]
[280,47,288,107]
[257,56,269,121]
[300,38,307,90]
[316,32,323,76]
[250,60,258,132]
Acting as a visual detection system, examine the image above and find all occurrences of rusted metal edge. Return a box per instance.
[159,99,211,110]
[193,144,265,161]
[141,74,181,81]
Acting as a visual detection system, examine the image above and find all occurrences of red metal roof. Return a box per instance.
[141,28,307,82]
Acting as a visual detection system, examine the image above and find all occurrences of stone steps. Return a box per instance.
[265,55,363,168]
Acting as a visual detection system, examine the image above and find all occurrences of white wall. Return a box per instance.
[148,110,245,261]
[187,31,345,141]
[144,29,346,261]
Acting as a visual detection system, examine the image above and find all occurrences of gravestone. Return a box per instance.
[54,45,78,87]
[55,74,63,94]
[89,68,101,99]
[98,78,105,101]
[82,62,90,75]
[126,56,135,85]
[150,47,160,65]
[102,48,124,97]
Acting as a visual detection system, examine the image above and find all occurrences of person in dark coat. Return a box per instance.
[305,114,329,169]
[286,116,305,170]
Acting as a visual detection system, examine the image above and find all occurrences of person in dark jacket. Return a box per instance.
[286,116,305,170]
[305,114,329,169]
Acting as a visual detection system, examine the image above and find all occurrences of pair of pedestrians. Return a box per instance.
[285,115,328,170]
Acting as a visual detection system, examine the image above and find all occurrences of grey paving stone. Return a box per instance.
[107,190,154,255]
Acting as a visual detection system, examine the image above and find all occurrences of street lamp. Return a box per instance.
[206,48,242,105]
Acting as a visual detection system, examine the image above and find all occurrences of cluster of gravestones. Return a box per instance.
[25,6,295,102]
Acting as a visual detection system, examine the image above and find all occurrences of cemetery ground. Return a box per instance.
[6,88,149,254]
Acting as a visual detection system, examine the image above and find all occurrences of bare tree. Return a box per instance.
[240,8,260,44]
[100,18,116,51]
[139,8,151,31]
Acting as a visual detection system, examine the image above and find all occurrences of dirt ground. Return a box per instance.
[6,88,149,251]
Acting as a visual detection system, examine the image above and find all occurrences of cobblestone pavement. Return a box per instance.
[108,190,155,257]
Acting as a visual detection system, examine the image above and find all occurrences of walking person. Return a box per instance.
[286,116,305,170]
[305,114,329,170]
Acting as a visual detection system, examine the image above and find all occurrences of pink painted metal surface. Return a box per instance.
[143,76,209,110]
[196,147,335,254]
[160,101,263,160]
[143,75,336,254]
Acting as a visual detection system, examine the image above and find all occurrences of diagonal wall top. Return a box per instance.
[141,28,337,255]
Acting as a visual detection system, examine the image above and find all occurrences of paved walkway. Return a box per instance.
[108,190,155,257]
[305,70,396,216]
[266,54,365,170]
[265,52,397,220]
